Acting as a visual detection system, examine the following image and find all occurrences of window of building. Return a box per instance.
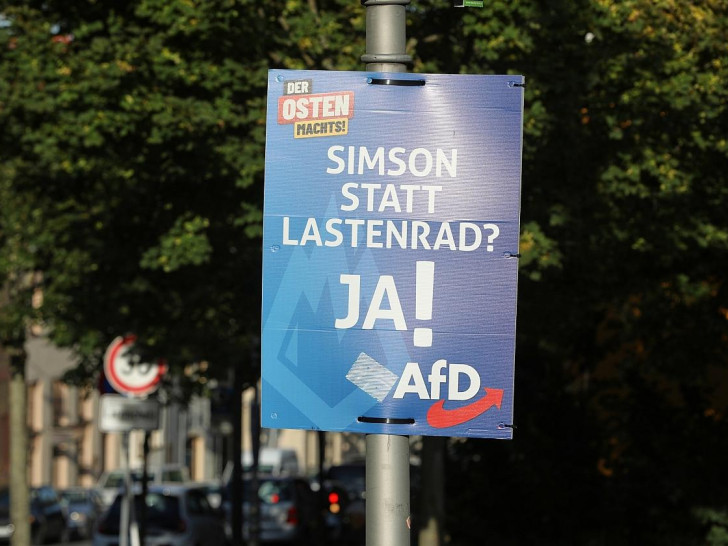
[52,380,69,427]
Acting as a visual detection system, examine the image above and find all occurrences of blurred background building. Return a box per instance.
[0,335,366,489]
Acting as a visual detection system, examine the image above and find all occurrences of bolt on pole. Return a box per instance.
[361,2,412,545]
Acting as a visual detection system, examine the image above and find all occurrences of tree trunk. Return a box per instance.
[9,351,30,546]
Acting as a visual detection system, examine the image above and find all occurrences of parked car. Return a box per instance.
[197,482,225,510]
[224,476,322,545]
[0,486,68,545]
[96,464,190,507]
[0,489,13,544]
[93,484,226,546]
[322,461,421,546]
[59,487,105,540]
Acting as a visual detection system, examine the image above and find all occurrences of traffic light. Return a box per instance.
[327,491,341,514]
[326,486,348,515]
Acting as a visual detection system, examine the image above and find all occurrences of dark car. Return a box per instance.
[225,476,322,545]
[0,489,12,544]
[321,464,366,545]
[59,487,105,540]
[321,462,422,546]
[0,486,68,545]
[93,484,227,546]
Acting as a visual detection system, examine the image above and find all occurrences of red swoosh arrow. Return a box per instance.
[426,388,504,429]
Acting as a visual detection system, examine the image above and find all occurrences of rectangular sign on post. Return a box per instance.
[261,69,524,438]
[99,394,160,432]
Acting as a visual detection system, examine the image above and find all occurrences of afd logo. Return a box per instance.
[392,360,503,429]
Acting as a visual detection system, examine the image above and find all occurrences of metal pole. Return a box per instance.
[361,0,412,73]
[366,435,411,546]
[361,2,412,545]
[120,433,130,546]
[139,431,150,546]
[231,365,243,546]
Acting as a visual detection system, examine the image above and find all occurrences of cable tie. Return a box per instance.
[368,78,426,87]
[358,416,416,425]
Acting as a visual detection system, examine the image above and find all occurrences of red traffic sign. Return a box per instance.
[103,335,166,397]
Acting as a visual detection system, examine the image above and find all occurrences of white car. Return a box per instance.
[93,484,227,546]
[96,465,190,508]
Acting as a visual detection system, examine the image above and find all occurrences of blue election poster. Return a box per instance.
[262,69,523,439]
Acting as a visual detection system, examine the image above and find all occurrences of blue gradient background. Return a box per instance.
[262,70,524,438]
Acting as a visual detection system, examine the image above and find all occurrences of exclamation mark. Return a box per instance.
[414,261,435,347]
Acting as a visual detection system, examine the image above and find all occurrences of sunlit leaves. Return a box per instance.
[140,215,212,272]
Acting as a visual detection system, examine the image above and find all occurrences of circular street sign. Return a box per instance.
[103,335,166,397]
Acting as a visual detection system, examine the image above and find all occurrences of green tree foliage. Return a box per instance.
[2,0,265,380]
[427,1,728,544]
[2,0,728,544]
[0,0,365,372]
[0,0,368,377]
